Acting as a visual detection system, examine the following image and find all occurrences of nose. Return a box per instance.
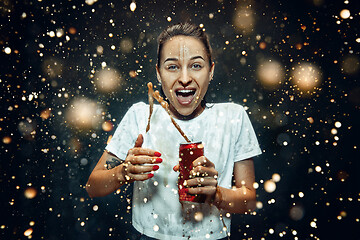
[178,68,192,86]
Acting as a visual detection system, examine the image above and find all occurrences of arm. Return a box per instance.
[85,151,127,198]
[213,159,256,214]
[183,157,256,214]
[86,134,162,198]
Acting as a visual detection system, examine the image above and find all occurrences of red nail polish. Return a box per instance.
[153,165,159,171]
[154,151,162,157]
[155,158,162,163]
[148,173,154,178]
[184,188,189,193]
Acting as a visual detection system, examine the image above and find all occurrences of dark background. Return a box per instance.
[1,0,359,239]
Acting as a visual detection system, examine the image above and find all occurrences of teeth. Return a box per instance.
[177,89,195,93]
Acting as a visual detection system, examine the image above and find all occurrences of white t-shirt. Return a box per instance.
[106,102,261,240]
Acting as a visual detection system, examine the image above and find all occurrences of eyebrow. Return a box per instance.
[164,58,178,63]
[190,56,205,61]
[163,56,205,63]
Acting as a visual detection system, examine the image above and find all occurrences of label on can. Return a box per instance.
[178,142,206,203]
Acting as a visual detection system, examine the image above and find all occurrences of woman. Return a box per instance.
[86,22,261,240]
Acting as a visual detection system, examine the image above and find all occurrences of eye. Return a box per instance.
[191,63,202,69]
[167,65,178,71]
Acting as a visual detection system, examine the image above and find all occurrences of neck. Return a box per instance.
[169,104,205,120]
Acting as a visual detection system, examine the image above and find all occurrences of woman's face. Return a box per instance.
[156,35,214,119]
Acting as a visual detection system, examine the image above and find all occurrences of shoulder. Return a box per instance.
[131,101,148,110]
[120,102,149,121]
[126,102,148,114]
[208,102,246,114]
[205,103,249,125]
[126,102,163,118]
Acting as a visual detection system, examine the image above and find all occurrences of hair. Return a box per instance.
[157,22,213,67]
[157,22,213,108]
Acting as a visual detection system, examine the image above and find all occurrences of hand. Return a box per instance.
[176,156,218,203]
[119,134,162,183]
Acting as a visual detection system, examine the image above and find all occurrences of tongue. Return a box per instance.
[176,93,194,105]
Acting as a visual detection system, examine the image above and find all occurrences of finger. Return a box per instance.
[127,164,160,174]
[192,156,215,168]
[173,164,180,172]
[185,177,217,187]
[125,172,155,182]
[187,186,217,196]
[134,134,143,148]
[129,148,162,157]
[189,166,218,178]
[128,156,163,165]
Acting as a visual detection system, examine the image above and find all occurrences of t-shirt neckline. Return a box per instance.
[175,106,209,123]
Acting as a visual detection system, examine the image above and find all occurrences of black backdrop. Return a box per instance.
[1,0,359,239]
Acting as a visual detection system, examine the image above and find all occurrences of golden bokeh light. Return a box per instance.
[257,60,284,89]
[291,62,322,94]
[68,27,77,35]
[24,228,33,237]
[194,212,203,222]
[102,120,114,132]
[42,58,63,79]
[256,201,263,209]
[94,68,122,93]
[341,55,359,75]
[120,38,134,54]
[24,187,37,199]
[85,0,98,5]
[129,70,138,78]
[233,5,255,35]
[3,136,12,144]
[264,180,276,193]
[40,108,51,120]
[272,173,281,182]
[340,9,350,19]
[313,0,324,6]
[66,98,103,129]
[18,120,36,137]
[289,205,305,221]
[107,135,113,144]
[130,2,136,12]
[96,45,104,55]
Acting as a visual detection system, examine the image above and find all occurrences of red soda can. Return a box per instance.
[178,142,206,203]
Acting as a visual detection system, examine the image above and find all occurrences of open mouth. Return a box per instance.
[175,89,196,105]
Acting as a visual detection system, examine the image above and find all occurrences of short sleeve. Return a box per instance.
[105,104,140,160]
[234,106,262,162]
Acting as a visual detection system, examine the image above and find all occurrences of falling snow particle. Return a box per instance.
[340,9,350,19]
[272,173,281,182]
[264,180,276,193]
[24,228,33,237]
[130,2,136,12]
[194,212,203,222]
[4,47,11,54]
[310,220,317,228]
[335,121,342,128]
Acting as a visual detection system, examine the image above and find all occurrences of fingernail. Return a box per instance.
[173,166,177,171]
[155,158,162,163]
[148,173,154,178]
[154,151,162,157]
[184,188,189,193]
[153,165,159,171]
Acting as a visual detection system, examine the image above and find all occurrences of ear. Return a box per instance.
[156,64,161,83]
[209,62,215,81]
